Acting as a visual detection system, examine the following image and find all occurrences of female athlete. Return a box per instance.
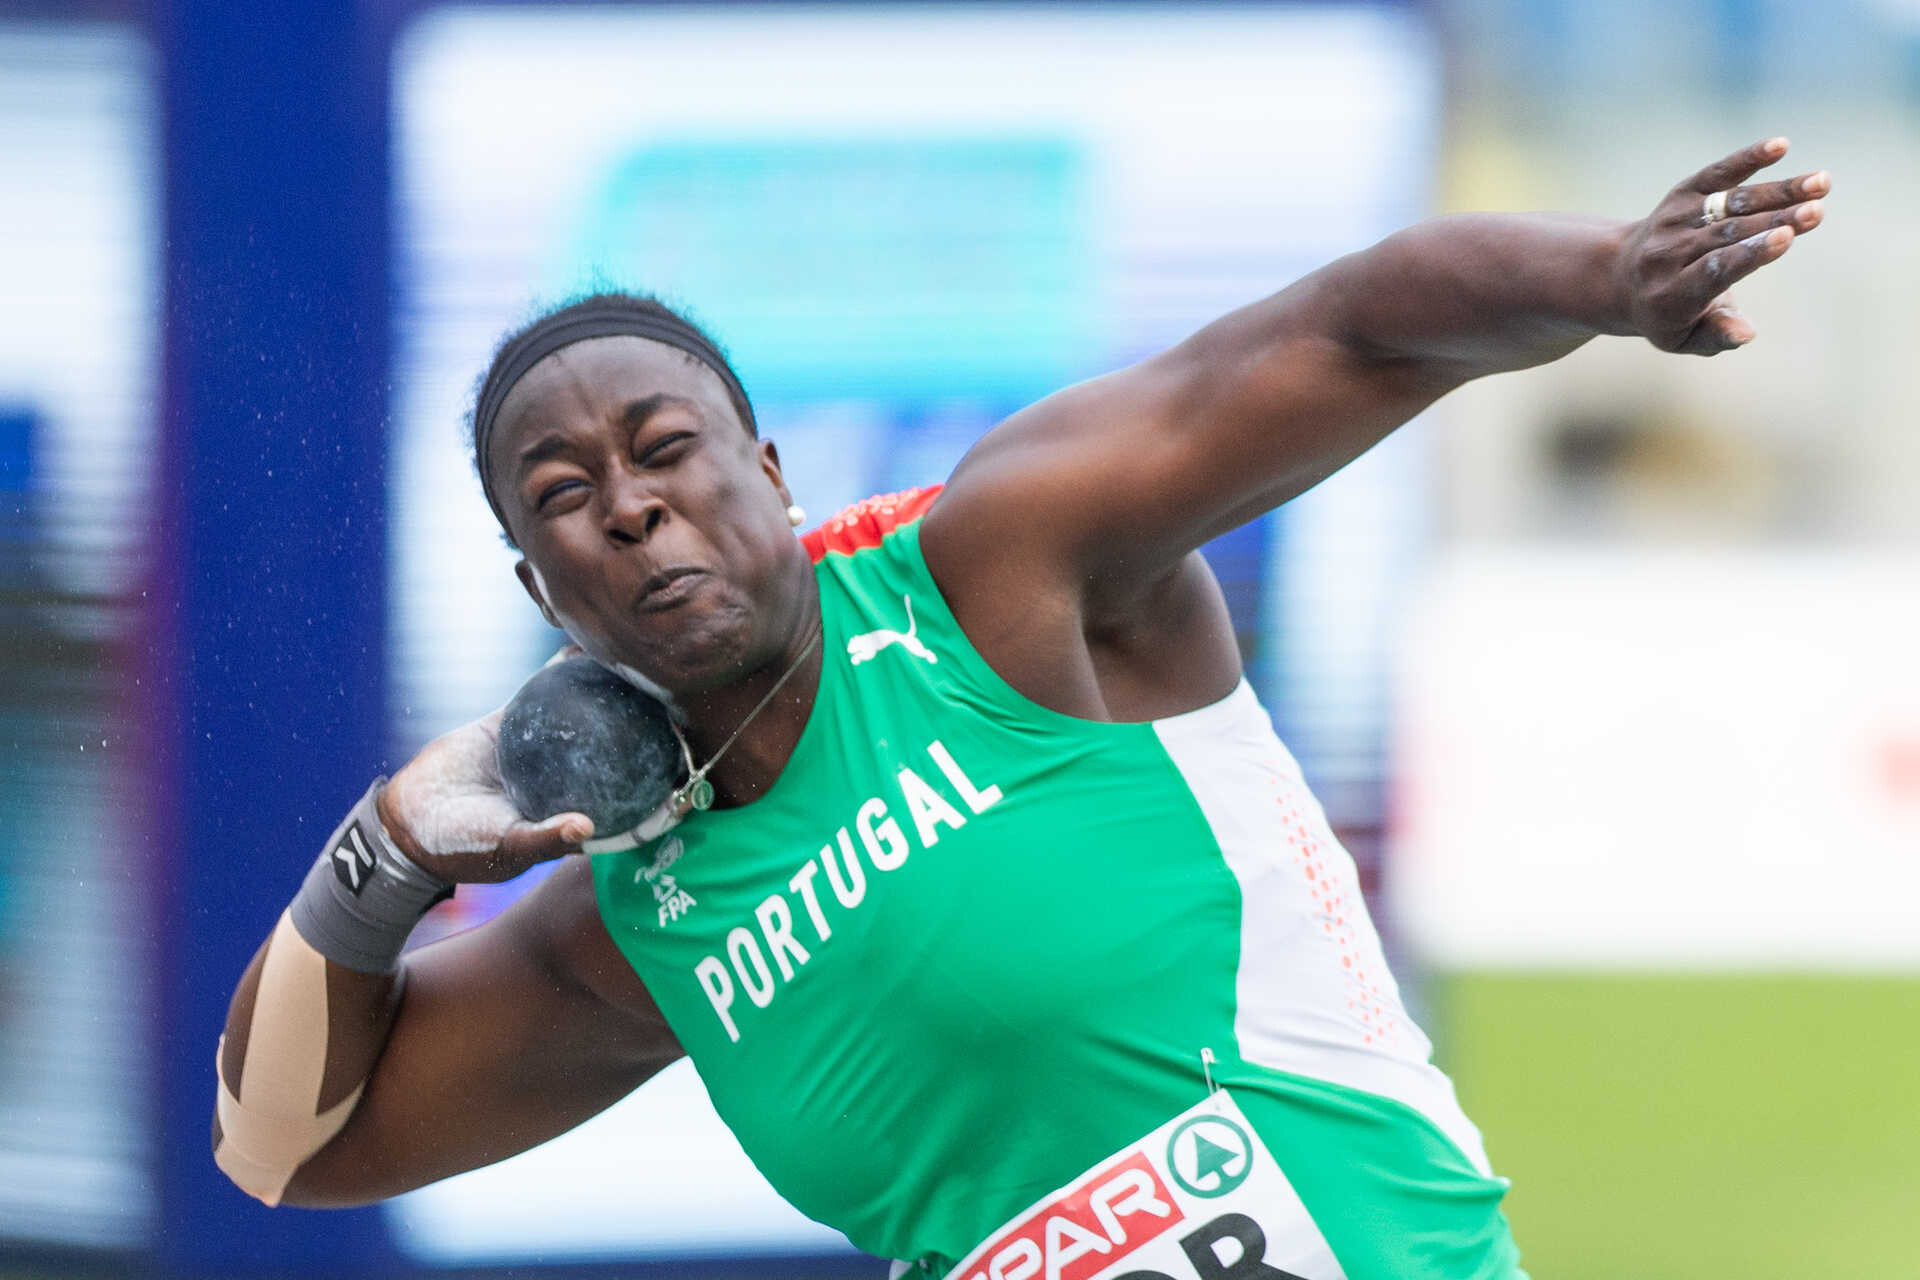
[213,139,1827,1279]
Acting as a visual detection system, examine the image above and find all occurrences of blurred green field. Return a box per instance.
[1436,974,1920,1279]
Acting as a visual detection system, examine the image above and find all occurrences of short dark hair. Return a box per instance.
[467,291,757,547]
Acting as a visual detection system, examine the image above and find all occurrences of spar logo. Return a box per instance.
[947,1092,1328,1280]
[954,1150,1184,1280]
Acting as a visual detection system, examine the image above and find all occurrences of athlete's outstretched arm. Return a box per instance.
[213,713,682,1208]
[925,138,1829,600]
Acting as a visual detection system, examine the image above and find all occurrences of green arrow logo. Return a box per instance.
[1191,1133,1238,1184]
[1166,1114,1254,1198]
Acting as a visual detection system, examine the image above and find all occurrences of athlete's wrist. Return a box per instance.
[289,780,454,974]
[374,783,433,865]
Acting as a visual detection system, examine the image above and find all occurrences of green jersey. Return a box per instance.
[593,489,1524,1279]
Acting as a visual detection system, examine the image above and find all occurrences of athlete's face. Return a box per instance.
[491,335,803,693]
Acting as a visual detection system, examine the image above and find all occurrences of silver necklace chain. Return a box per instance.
[667,620,822,818]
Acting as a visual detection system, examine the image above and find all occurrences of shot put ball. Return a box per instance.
[496,657,680,836]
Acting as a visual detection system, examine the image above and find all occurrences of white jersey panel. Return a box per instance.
[1151,681,1493,1176]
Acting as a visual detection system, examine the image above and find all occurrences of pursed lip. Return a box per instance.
[634,566,708,612]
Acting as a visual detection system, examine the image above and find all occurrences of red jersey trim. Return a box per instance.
[801,486,943,563]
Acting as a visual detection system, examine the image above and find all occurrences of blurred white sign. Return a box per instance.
[1391,550,1920,970]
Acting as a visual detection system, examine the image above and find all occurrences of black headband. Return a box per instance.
[474,302,755,536]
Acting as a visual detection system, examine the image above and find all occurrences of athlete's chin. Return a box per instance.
[612,600,759,694]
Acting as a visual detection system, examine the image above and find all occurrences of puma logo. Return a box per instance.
[847,595,938,666]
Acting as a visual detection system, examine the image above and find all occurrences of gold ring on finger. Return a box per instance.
[1699,190,1730,225]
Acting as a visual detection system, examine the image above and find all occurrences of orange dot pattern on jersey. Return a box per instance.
[1274,786,1400,1048]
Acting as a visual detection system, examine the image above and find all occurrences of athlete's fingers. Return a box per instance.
[1626,144,1826,353]
[1653,225,1792,358]
[1715,171,1830,219]
[1708,300,1755,347]
[1681,136,1789,196]
[1683,225,1795,307]
[497,811,593,868]
[1667,172,1827,231]
[1701,197,1825,247]
[408,804,590,884]
[1674,298,1753,357]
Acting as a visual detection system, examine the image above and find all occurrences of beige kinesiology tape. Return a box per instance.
[214,782,451,1204]
[213,911,366,1206]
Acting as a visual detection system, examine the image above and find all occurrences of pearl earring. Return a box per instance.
[786,504,806,528]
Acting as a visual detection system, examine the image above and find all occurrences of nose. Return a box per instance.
[602,470,665,546]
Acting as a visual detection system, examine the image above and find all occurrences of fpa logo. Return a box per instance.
[638,836,697,926]
[1165,1113,1254,1199]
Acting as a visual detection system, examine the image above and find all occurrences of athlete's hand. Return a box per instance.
[1614,137,1829,356]
[376,648,594,884]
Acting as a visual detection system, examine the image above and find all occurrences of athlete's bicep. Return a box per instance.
[282,857,682,1206]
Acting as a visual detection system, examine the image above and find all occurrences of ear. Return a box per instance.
[514,558,561,629]
[755,438,793,509]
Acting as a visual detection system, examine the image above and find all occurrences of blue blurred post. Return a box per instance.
[155,0,397,1271]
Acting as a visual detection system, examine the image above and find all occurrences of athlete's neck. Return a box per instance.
[677,591,824,809]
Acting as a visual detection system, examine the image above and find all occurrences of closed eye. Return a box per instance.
[639,432,694,467]
[535,477,587,511]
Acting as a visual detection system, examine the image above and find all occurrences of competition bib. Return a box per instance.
[944,1091,1346,1280]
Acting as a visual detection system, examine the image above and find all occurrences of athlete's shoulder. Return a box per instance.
[800,486,943,562]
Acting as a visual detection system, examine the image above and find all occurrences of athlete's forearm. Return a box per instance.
[282,857,687,1209]
[214,925,402,1200]
[1109,213,1630,542]
[1318,213,1631,380]
[212,782,448,1205]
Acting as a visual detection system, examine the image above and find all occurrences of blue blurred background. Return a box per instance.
[0,2,1914,1277]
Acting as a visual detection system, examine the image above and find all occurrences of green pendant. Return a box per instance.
[672,776,715,817]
